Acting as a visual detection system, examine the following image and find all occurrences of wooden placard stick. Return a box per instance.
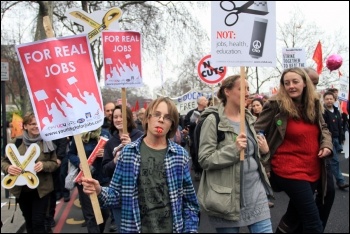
[239,66,246,161]
[74,134,103,224]
[42,10,103,224]
[121,88,129,134]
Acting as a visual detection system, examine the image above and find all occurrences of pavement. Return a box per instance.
[1,172,26,233]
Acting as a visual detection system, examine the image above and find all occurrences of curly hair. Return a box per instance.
[276,67,320,123]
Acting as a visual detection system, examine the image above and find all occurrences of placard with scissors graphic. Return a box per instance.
[65,7,123,42]
[211,1,276,67]
[1,144,40,189]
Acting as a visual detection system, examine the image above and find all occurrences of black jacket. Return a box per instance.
[323,105,344,142]
[102,128,144,178]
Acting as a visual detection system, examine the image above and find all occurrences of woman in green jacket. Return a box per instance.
[197,75,273,233]
[1,112,58,233]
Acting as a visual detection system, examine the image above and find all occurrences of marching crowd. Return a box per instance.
[1,67,349,233]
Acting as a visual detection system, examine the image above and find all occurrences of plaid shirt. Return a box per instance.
[99,136,200,233]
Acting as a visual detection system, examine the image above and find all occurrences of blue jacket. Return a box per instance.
[98,136,200,233]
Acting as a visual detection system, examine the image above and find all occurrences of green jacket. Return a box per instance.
[254,98,333,201]
[197,103,272,221]
[1,140,58,198]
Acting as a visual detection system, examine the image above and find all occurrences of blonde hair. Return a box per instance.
[276,67,320,123]
[142,97,179,138]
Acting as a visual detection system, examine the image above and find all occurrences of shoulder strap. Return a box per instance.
[212,112,225,143]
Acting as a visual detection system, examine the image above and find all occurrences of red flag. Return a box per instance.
[341,101,348,115]
[312,41,323,75]
[143,101,148,109]
[134,100,139,111]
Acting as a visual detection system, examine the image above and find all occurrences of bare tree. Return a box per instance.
[246,7,348,94]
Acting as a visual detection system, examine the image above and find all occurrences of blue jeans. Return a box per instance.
[216,219,273,233]
[331,138,345,185]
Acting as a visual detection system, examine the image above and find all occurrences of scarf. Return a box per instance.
[81,127,101,143]
[22,130,56,153]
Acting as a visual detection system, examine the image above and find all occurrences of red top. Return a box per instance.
[272,118,321,182]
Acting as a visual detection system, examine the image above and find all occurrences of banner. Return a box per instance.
[157,89,217,115]
[16,35,104,141]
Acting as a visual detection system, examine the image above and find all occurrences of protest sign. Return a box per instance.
[102,31,143,88]
[211,1,276,67]
[282,48,306,69]
[1,144,40,189]
[16,35,104,141]
[197,54,226,85]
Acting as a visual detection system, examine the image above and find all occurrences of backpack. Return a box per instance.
[193,112,225,159]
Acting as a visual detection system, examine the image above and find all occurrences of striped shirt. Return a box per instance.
[99,136,200,233]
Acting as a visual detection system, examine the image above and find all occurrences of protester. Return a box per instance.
[208,97,220,107]
[1,112,58,233]
[197,75,273,233]
[102,102,116,139]
[250,98,264,118]
[323,91,348,189]
[102,105,143,233]
[82,97,200,233]
[305,67,335,232]
[327,88,341,111]
[254,67,333,233]
[262,95,269,104]
[135,108,145,131]
[67,127,110,233]
[132,111,138,121]
[184,96,208,181]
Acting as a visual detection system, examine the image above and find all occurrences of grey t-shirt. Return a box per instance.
[138,142,173,233]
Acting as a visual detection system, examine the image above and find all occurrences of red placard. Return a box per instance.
[15,35,104,141]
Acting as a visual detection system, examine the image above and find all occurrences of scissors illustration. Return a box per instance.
[1,143,40,189]
[69,7,122,41]
[220,1,268,27]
